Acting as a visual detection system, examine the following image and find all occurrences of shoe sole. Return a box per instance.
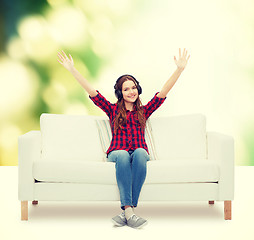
[128,220,148,229]
[111,218,126,227]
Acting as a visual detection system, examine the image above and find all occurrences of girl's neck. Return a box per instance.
[124,101,134,111]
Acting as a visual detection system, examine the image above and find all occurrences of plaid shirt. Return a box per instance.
[89,90,166,157]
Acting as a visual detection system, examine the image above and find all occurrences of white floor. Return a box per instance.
[1,166,253,240]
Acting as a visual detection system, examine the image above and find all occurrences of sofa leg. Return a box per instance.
[32,200,38,205]
[21,201,28,221]
[209,201,214,204]
[224,201,232,220]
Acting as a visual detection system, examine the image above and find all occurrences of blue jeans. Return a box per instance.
[107,148,150,210]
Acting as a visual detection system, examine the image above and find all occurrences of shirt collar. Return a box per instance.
[126,105,137,112]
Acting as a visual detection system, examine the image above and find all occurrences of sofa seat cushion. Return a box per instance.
[33,159,219,184]
[33,160,116,184]
[146,160,219,183]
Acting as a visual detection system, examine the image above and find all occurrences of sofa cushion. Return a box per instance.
[33,160,116,184]
[150,114,207,160]
[94,116,158,161]
[146,160,219,183]
[33,159,219,184]
[40,114,104,162]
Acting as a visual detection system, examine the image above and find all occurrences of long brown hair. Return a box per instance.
[113,76,146,135]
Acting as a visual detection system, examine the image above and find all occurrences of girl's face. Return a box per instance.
[122,80,138,103]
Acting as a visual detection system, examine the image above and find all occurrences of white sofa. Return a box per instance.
[18,113,234,220]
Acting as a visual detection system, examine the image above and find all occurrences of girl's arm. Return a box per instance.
[157,48,190,98]
[57,50,98,97]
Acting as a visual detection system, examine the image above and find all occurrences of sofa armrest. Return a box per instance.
[207,131,234,200]
[18,131,41,201]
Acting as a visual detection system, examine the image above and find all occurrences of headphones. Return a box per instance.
[114,74,142,100]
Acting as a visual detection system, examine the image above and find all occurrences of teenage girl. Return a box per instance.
[57,48,190,228]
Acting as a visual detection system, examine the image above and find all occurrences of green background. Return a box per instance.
[0,0,253,166]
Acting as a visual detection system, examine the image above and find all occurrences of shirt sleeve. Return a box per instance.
[89,90,114,117]
[143,92,166,119]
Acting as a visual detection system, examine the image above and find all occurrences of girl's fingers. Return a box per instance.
[184,48,190,60]
[57,52,64,61]
[182,48,189,59]
[174,56,177,65]
[69,54,73,62]
[57,59,62,64]
[178,48,190,59]
[62,50,68,59]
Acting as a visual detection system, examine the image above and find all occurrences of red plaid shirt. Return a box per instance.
[89,90,166,157]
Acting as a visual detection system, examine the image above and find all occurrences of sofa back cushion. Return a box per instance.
[40,114,104,162]
[150,114,207,160]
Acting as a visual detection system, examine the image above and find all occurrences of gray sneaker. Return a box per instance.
[127,214,148,229]
[112,211,127,227]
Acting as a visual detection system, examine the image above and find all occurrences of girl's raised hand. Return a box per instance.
[174,48,190,71]
[57,50,74,71]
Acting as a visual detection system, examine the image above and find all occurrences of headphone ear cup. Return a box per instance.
[137,85,142,95]
[114,82,122,100]
[133,78,142,95]
[115,89,123,99]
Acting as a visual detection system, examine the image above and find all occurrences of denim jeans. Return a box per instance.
[107,148,150,210]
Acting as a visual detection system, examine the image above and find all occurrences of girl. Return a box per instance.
[57,49,190,228]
